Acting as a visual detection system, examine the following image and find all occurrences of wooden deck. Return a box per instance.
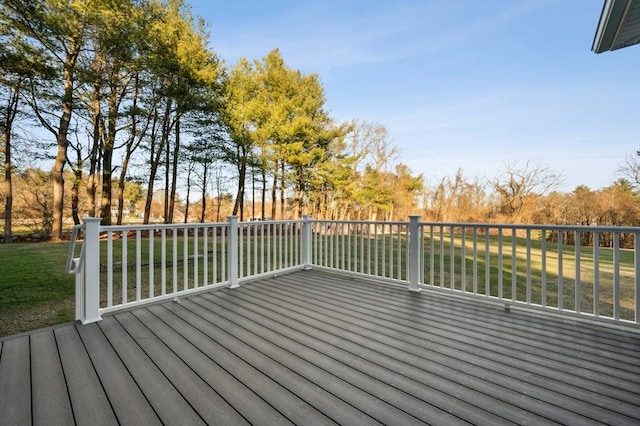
[1,269,639,425]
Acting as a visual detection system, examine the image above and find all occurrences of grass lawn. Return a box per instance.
[0,241,75,337]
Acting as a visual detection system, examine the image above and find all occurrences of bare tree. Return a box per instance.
[488,160,563,222]
[617,151,640,189]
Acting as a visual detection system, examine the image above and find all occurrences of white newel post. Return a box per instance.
[228,215,240,288]
[82,217,102,324]
[302,215,312,270]
[408,215,422,292]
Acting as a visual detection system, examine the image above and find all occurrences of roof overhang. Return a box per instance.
[592,0,640,53]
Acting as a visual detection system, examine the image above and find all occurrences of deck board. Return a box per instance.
[0,335,31,425]
[97,316,207,425]
[30,331,74,426]
[131,307,293,426]
[112,311,250,426]
[1,269,640,425]
[53,325,117,425]
[75,322,161,425]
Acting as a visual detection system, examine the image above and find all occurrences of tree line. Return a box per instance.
[1,0,639,243]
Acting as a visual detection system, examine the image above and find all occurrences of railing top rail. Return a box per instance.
[98,219,306,233]
[311,219,409,226]
[241,219,303,225]
[100,222,231,232]
[310,219,640,233]
[419,221,640,233]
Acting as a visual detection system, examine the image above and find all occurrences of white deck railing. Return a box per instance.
[67,216,640,327]
[66,216,310,323]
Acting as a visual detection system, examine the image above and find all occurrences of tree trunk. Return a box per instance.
[51,47,80,240]
[232,145,247,220]
[200,163,208,223]
[143,100,170,224]
[261,168,266,220]
[184,162,191,224]
[116,73,145,225]
[2,87,19,243]
[168,113,180,223]
[271,162,278,220]
[279,161,285,220]
[116,154,129,225]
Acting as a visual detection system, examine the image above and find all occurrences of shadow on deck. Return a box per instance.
[1,269,639,425]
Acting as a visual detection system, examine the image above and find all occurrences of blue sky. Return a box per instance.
[191,0,640,192]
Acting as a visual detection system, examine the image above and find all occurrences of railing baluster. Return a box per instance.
[279,223,284,270]
[221,226,226,283]
[107,231,113,308]
[183,227,189,291]
[575,230,581,313]
[541,229,547,307]
[374,224,379,276]
[498,228,503,300]
[635,232,640,323]
[254,223,259,274]
[161,229,166,295]
[267,222,272,271]
[511,229,517,302]
[203,226,208,287]
[360,224,365,275]
[419,225,425,286]
[449,226,454,290]
[382,224,387,278]
[149,229,154,298]
[461,227,466,293]
[172,228,178,294]
[558,231,564,311]
[136,230,141,301]
[439,226,445,288]
[526,228,531,304]
[397,224,402,281]
[239,223,245,278]
[614,232,620,320]
[346,223,351,272]
[429,225,434,287]
[485,228,490,297]
[213,227,218,284]
[122,231,128,304]
[593,231,599,317]
[193,227,198,288]
[472,227,478,294]
[260,223,265,274]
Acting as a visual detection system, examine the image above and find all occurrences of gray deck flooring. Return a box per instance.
[1,268,640,425]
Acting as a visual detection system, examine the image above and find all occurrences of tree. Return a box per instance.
[0,31,33,241]
[220,57,261,221]
[488,160,563,222]
[388,163,423,221]
[5,0,97,239]
[617,150,640,189]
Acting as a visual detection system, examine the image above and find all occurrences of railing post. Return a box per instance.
[228,215,239,289]
[408,215,422,292]
[74,258,84,321]
[82,217,102,324]
[302,215,312,270]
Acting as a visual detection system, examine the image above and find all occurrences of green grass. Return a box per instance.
[0,241,75,337]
